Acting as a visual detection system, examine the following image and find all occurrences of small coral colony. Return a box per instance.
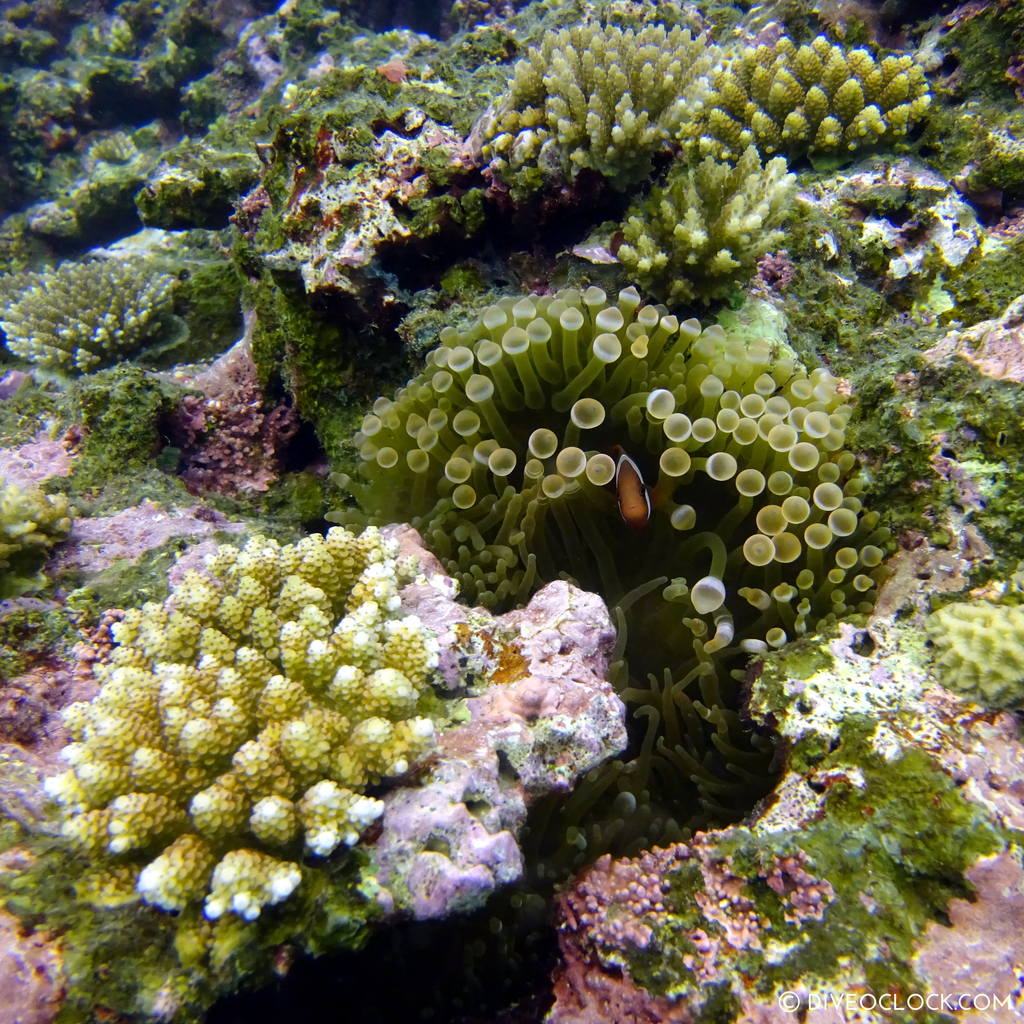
[0,0,1022,1020]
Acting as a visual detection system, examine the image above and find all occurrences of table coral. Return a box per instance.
[339,286,888,831]
[479,23,715,191]
[0,258,177,374]
[44,525,440,921]
[687,35,931,163]
[617,146,796,305]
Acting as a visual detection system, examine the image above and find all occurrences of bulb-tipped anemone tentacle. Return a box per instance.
[338,286,889,856]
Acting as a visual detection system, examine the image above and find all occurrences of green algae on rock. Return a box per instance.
[136,137,260,231]
[0,258,177,374]
[687,35,931,164]
[0,1,233,225]
[338,286,888,828]
[927,600,1024,709]
[479,23,715,192]
[931,0,1024,103]
[618,146,796,306]
[61,364,184,505]
[255,106,475,296]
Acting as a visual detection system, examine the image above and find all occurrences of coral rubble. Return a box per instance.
[0,907,63,1024]
[258,107,475,296]
[925,293,1024,385]
[915,851,1024,1021]
[371,526,625,918]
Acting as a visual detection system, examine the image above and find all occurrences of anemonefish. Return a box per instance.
[612,447,653,529]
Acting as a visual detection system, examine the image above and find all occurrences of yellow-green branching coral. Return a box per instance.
[687,35,931,162]
[927,601,1024,709]
[0,258,177,374]
[339,287,888,821]
[479,23,715,191]
[45,526,439,921]
[0,477,71,597]
[617,146,796,306]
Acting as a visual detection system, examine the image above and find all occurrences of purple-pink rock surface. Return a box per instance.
[371,526,626,919]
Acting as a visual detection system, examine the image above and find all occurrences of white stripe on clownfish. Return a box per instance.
[614,450,652,529]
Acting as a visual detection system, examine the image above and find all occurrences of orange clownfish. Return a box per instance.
[612,446,652,529]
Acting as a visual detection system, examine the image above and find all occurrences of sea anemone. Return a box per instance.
[338,286,887,841]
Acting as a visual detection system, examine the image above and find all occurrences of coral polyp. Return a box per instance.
[341,287,888,827]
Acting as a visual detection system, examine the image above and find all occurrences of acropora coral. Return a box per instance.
[927,600,1024,709]
[44,526,440,920]
[9,0,1024,1017]
[687,35,931,163]
[340,286,888,826]
[0,259,178,374]
[617,146,796,306]
[0,478,71,598]
[479,23,714,191]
